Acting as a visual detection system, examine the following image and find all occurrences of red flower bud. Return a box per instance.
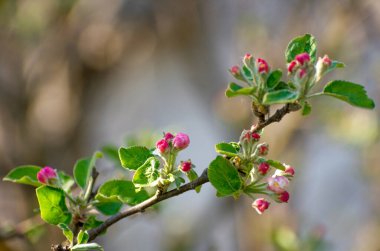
[230,65,240,76]
[322,55,332,66]
[257,143,269,156]
[299,69,307,78]
[257,58,269,74]
[278,191,290,203]
[258,162,270,175]
[287,60,297,73]
[37,166,57,184]
[173,133,190,150]
[295,52,311,65]
[285,166,295,176]
[244,53,252,60]
[156,139,169,154]
[251,133,261,141]
[164,132,174,141]
[252,198,270,214]
[180,160,192,172]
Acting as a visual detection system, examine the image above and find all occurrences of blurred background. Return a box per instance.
[0,0,379,250]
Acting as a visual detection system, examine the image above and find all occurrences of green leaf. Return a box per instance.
[301,101,312,116]
[325,60,345,75]
[95,180,150,206]
[263,90,298,105]
[94,201,123,216]
[266,70,283,89]
[186,169,201,193]
[58,223,73,243]
[102,145,120,165]
[322,80,375,109]
[267,160,286,171]
[119,146,153,171]
[36,186,72,225]
[77,230,89,244]
[74,151,103,190]
[132,157,160,187]
[3,165,41,187]
[71,243,103,251]
[215,142,238,157]
[58,171,75,192]
[208,156,242,196]
[225,82,256,98]
[242,65,253,81]
[83,216,103,231]
[286,34,317,63]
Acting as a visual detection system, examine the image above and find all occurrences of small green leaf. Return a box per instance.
[58,171,75,192]
[95,180,150,206]
[263,90,298,105]
[83,216,103,231]
[302,101,312,116]
[3,165,41,186]
[286,34,317,63]
[71,243,104,251]
[186,169,201,193]
[325,60,345,75]
[94,201,123,216]
[266,70,283,89]
[74,151,103,190]
[215,142,238,157]
[77,230,89,244]
[102,145,120,166]
[58,223,73,243]
[132,157,160,187]
[225,82,256,98]
[36,186,72,225]
[242,65,253,81]
[274,81,291,91]
[267,160,286,171]
[208,156,242,196]
[322,80,375,109]
[118,146,153,171]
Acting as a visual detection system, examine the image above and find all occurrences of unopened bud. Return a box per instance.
[278,191,290,203]
[252,198,270,214]
[230,65,240,76]
[156,139,169,154]
[288,60,298,74]
[180,160,192,172]
[37,166,57,184]
[257,143,269,156]
[298,68,307,78]
[295,52,311,65]
[315,55,332,81]
[164,132,174,141]
[267,176,289,194]
[285,166,295,176]
[256,58,269,74]
[173,133,190,150]
[258,162,270,175]
[251,133,261,141]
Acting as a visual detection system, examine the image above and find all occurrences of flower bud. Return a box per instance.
[173,133,190,150]
[252,198,270,214]
[278,191,290,203]
[257,143,269,156]
[267,176,289,194]
[37,166,57,184]
[287,60,298,74]
[258,162,270,175]
[164,132,174,141]
[251,132,261,141]
[256,58,269,74]
[180,160,192,172]
[298,68,307,79]
[156,139,169,154]
[284,166,295,176]
[315,55,332,81]
[230,65,240,76]
[295,52,310,65]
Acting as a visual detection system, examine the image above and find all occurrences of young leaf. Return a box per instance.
[58,171,75,192]
[322,80,375,109]
[94,201,123,216]
[267,160,286,171]
[263,90,298,105]
[74,151,103,190]
[286,34,317,63]
[302,101,312,116]
[266,69,282,89]
[101,145,121,166]
[36,186,72,225]
[95,180,150,206]
[77,230,89,244]
[132,157,160,187]
[242,65,253,81]
[3,165,41,187]
[324,60,345,75]
[215,142,238,157]
[71,243,104,251]
[225,82,256,98]
[83,216,103,231]
[186,169,201,193]
[118,146,153,170]
[208,156,242,196]
[58,223,73,244]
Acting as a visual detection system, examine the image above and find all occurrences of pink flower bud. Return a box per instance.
[164,132,174,141]
[173,133,190,150]
[278,191,290,203]
[244,53,252,60]
[252,198,270,214]
[299,68,307,78]
[156,139,169,154]
[258,162,270,175]
[257,58,269,74]
[251,132,260,141]
[322,55,332,66]
[287,60,298,73]
[267,176,289,194]
[230,65,240,76]
[285,166,295,176]
[295,52,310,65]
[37,166,57,184]
[257,143,269,156]
[180,160,192,172]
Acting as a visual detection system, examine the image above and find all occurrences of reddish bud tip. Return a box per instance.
[322,55,332,66]
[295,52,311,65]
[244,53,252,60]
[180,160,192,172]
[230,65,240,75]
[258,162,270,175]
[37,166,57,184]
[288,60,298,73]
[164,132,174,141]
[251,133,261,141]
[252,198,270,214]
[173,132,190,150]
[257,58,269,74]
[278,191,290,203]
[156,139,169,154]
[285,166,295,176]
[299,69,307,78]
[257,143,269,156]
